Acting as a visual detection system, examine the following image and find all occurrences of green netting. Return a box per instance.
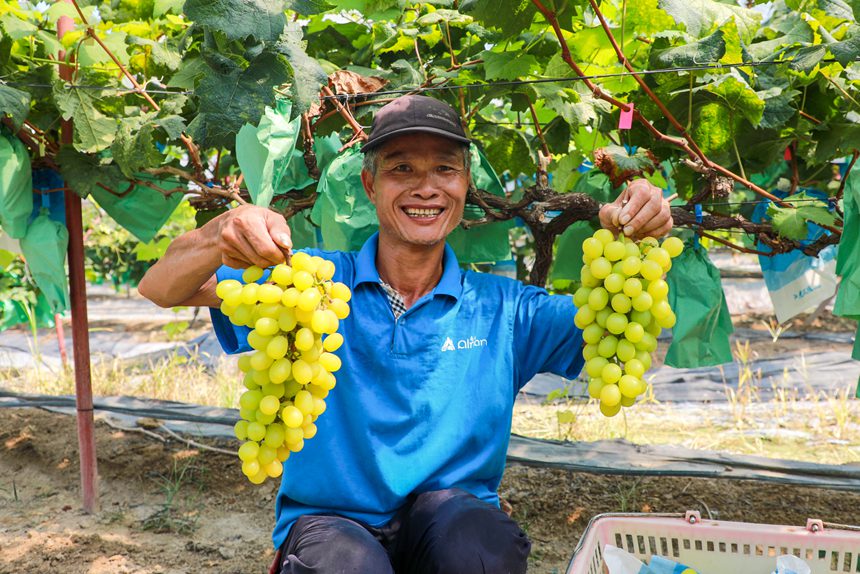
[19,211,69,314]
[0,131,33,239]
[310,144,514,262]
[89,182,183,243]
[236,99,312,208]
[551,170,621,281]
[834,165,860,363]
[664,241,734,368]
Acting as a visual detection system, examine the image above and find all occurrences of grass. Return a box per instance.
[141,455,206,534]
[514,339,859,466]
[0,350,244,409]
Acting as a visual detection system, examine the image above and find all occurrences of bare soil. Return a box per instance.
[2,409,860,573]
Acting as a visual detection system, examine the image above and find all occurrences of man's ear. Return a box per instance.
[360,169,376,204]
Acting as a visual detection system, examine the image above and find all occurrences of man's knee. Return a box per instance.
[405,489,531,574]
[280,515,393,574]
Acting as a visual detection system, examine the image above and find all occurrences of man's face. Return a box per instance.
[361,133,469,249]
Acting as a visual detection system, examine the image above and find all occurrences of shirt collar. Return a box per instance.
[354,232,463,301]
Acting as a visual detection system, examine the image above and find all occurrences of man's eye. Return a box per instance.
[392,164,411,172]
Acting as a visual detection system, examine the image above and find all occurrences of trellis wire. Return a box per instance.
[3,57,859,96]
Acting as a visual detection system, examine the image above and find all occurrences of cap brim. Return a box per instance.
[360,126,471,153]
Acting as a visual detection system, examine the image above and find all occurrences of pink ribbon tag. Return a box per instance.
[619,103,634,130]
[784,147,792,161]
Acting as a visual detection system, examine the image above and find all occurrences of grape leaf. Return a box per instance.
[153,0,184,17]
[650,29,726,68]
[415,9,472,26]
[657,0,761,43]
[705,73,765,125]
[187,53,291,149]
[625,0,676,36]
[829,25,860,66]
[155,115,187,140]
[459,0,535,36]
[758,87,799,129]
[53,83,117,153]
[128,36,181,70]
[767,193,837,240]
[56,146,127,199]
[747,13,812,60]
[112,119,163,177]
[789,44,827,72]
[0,84,31,130]
[482,127,534,178]
[819,0,855,20]
[273,22,328,113]
[184,0,287,42]
[285,0,332,14]
[481,50,538,80]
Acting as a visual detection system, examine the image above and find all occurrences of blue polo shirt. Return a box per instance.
[210,233,584,549]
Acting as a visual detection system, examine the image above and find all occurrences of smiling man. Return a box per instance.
[139,95,672,574]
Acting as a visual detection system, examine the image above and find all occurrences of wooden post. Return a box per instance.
[57,4,98,514]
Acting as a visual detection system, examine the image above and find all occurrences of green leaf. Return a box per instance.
[0,14,38,40]
[483,127,534,178]
[758,87,799,129]
[657,0,761,43]
[459,0,536,36]
[285,0,332,14]
[167,57,209,89]
[747,14,812,61]
[543,116,571,155]
[53,83,117,153]
[625,0,676,36]
[556,410,576,424]
[56,146,127,199]
[481,50,538,80]
[650,29,726,68]
[819,0,855,20]
[187,52,291,149]
[767,193,836,240]
[111,120,163,177]
[705,73,765,126]
[549,151,585,193]
[0,249,15,270]
[789,44,827,73]
[183,0,287,42]
[273,22,329,113]
[155,115,187,140]
[129,36,182,70]
[416,9,473,26]
[0,84,31,130]
[133,236,172,261]
[829,26,860,66]
[78,31,129,67]
[153,0,185,17]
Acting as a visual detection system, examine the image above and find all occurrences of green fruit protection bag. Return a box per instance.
[664,240,734,368]
[310,144,513,263]
[19,210,70,314]
[833,165,860,368]
[89,183,183,243]
[0,131,33,239]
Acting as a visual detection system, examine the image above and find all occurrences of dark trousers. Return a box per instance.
[274,488,531,574]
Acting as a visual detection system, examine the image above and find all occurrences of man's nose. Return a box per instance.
[409,172,439,197]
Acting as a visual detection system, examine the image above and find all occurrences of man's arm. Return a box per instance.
[138,205,293,308]
[598,179,673,239]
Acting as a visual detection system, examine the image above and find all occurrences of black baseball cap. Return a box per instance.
[360,95,471,153]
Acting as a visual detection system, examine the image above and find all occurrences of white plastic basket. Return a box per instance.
[567,511,860,574]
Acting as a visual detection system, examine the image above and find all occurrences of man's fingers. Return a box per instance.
[265,211,293,261]
[617,181,653,227]
[621,196,661,237]
[636,202,673,238]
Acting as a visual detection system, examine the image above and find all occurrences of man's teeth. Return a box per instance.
[404,208,442,217]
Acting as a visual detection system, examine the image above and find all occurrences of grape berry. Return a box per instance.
[576,231,683,417]
[216,253,350,484]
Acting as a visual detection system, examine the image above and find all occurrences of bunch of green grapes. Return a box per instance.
[215,252,351,484]
[573,230,684,417]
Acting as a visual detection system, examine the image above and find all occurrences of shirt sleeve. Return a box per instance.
[512,285,585,391]
[208,265,277,355]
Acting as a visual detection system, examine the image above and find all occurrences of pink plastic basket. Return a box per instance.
[567,511,860,574]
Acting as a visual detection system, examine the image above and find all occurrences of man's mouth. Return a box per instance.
[403,207,443,218]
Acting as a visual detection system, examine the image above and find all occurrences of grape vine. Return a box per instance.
[1,0,857,287]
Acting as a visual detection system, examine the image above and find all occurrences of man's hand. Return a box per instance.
[216,204,293,269]
[598,179,673,239]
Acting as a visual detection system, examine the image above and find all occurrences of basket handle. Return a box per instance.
[807,518,860,533]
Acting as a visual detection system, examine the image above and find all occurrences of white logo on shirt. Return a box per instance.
[441,336,488,352]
